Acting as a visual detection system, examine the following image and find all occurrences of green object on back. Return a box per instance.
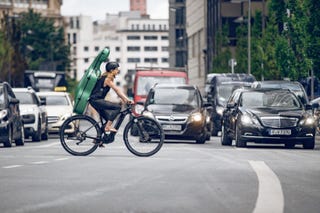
[73,48,110,114]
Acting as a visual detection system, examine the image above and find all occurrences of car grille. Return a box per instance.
[47,116,59,123]
[260,117,298,128]
[156,116,187,123]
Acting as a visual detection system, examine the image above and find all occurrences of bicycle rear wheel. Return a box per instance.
[60,115,101,156]
[123,116,164,157]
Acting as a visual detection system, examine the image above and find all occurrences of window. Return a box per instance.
[162,58,168,63]
[128,58,140,63]
[144,58,158,63]
[161,36,168,40]
[76,18,80,29]
[144,46,158,51]
[115,46,120,51]
[73,33,77,44]
[127,35,140,40]
[84,58,89,63]
[94,46,99,51]
[144,36,157,40]
[84,46,89,51]
[127,46,141,51]
[162,46,168,51]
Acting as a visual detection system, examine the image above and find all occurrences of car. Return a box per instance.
[0,82,25,147]
[205,73,256,136]
[142,84,212,144]
[13,87,48,141]
[221,88,318,149]
[37,91,74,134]
[251,80,309,105]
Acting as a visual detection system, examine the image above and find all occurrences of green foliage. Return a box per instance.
[0,31,13,82]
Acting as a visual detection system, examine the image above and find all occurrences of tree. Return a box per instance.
[17,9,70,71]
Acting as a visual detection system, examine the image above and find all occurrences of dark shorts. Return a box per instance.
[89,99,121,121]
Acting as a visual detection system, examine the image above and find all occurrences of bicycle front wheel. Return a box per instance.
[123,116,164,157]
[60,115,101,156]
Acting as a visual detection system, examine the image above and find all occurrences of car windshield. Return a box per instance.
[241,91,301,109]
[0,86,4,108]
[15,92,36,104]
[217,83,250,106]
[42,95,69,106]
[151,87,199,107]
[137,76,186,96]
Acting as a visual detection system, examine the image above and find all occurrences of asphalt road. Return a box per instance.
[1,132,320,213]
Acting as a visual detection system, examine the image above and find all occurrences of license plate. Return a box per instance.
[270,129,291,135]
[162,124,182,131]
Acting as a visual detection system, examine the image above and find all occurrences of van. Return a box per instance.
[205,73,256,136]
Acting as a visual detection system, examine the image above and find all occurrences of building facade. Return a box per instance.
[64,11,169,95]
[0,0,63,27]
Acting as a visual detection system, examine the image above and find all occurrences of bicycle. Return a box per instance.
[59,104,165,157]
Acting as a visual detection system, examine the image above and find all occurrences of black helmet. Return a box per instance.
[105,61,119,72]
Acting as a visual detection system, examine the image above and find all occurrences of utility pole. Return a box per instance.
[248,0,251,75]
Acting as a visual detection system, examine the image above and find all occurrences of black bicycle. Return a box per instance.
[59,104,164,157]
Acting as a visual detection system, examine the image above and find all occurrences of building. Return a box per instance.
[183,0,268,93]
[64,11,169,95]
[0,0,63,27]
[130,0,147,16]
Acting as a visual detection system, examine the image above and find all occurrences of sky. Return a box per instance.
[61,0,169,21]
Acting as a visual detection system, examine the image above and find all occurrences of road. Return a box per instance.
[1,132,320,213]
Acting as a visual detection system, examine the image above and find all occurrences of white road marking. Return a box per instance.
[249,160,284,213]
[31,161,49,165]
[36,142,60,148]
[2,165,23,169]
[53,157,69,161]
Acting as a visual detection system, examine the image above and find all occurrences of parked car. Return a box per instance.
[142,84,212,144]
[0,82,25,147]
[221,88,318,149]
[37,91,74,134]
[205,73,256,136]
[251,80,309,104]
[13,87,48,141]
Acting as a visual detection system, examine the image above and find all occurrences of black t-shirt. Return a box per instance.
[90,76,111,100]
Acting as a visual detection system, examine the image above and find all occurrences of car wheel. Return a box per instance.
[32,120,41,142]
[221,125,232,146]
[235,125,246,147]
[303,137,315,149]
[3,125,13,148]
[41,121,49,140]
[15,126,25,146]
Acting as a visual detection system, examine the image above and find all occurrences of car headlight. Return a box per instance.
[0,110,8,120]
[60,113,72,121]
[143,111,155,119]
[240,114,260,126]
[191,112,202,122]
[299,116,315,126]
[216,106,224,115]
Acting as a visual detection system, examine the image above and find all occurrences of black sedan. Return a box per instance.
[142,84,212,144]
[221,88,318,149]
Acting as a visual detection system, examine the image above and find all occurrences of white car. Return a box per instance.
[37,91,74,134]
[13,87,48,141]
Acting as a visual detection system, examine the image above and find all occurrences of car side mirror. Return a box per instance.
[9,97,19,105]
[227,102,236,109]
[40,97,46,105]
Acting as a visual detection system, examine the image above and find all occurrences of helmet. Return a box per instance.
[105,61,120,72]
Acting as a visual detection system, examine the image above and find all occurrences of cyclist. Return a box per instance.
[89,61,133,134]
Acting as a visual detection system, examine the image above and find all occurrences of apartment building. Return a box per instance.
[64,11,169,91]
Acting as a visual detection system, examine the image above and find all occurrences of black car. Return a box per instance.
[251,80,309,105]
[205,73,256,136]
[0,82,24,147]
[221,88,317,149]
[142,84,212,144]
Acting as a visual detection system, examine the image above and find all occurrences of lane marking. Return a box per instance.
[53,157,69,161]
[30,161,49,165]
[2,165,23,169]
[35,142,60,148]
[249,161,284,213]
